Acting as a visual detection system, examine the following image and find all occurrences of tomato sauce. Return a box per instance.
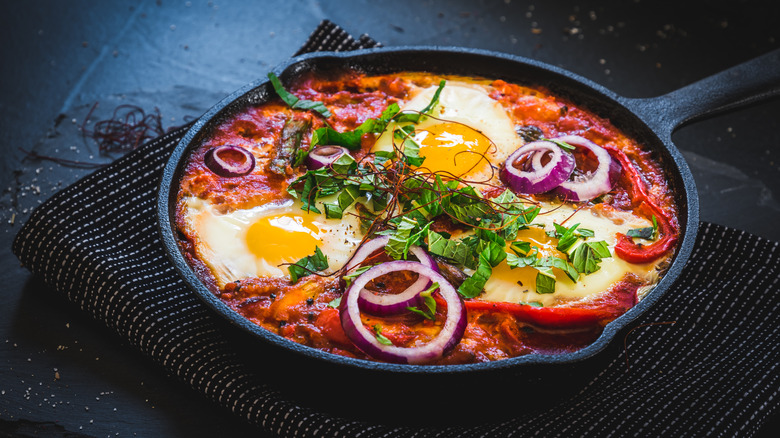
[175,70,679,364]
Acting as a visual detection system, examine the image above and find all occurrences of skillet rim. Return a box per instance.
[157,45,699,374]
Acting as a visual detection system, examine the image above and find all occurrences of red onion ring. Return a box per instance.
[339,261,466,364]
[306,145,350,170]
[203,144,256,177]
[501,140,576,194]
[345,236,439,315]
[552,135,621,202]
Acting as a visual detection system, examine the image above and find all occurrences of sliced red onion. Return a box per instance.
[306,145,350,170]
[345,236,438,315]
[502,140,576,194]
[552,135,621,202]
[339,261,467,364]
[204,144,256,177]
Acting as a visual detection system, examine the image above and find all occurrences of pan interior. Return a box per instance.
[158,47,697,375]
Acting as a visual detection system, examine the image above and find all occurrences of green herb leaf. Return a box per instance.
[407,282,439,320]
[268,73,332,118]
[570,241,611,275]
[327,297,341,308]
[457,251,493,298]
[343,265,372,286]
[535,267,557,294]
[392,80,446,124]
[288,246,329,283]
[373,325,393,346]
[626,215,658,240]
[427,229,473,267]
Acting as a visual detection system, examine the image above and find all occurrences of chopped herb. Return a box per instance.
[288,246,329,283]
[373,325,393,346]
[327,297,341,308]
[394,80,445,124]
[267,72,332,118]
[627,215,658,240]
[427,229,473,267]
[570,240,611,275]
[407,282,439,320]
[535,267,557,294]
[343,265,372,286]
[457,249,497,298]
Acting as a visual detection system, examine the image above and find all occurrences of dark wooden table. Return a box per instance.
[2,1,778,436]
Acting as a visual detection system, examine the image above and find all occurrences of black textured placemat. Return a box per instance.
[12,20,779,437]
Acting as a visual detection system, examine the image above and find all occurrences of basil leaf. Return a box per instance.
[386,216,429,260]
[343,265,372,286]
[457,251,493,299]
[311,126,364,150]
[267,73,332,118]
[407,282,439,320]
[510,241,531,256]
[539,256,580,282]
[627,215,658,240]
[372,325,393,346]
[427,229,473,267]
[310,103,401,151]
[570,241,611,275]
[392,80,446,124]
[288,246,329,283]
[535,267,557,294]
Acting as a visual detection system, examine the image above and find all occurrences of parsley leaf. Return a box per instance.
[268,73,332,118]
[288,246,329,283]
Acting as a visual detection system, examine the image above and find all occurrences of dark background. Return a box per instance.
[1,1,778,437]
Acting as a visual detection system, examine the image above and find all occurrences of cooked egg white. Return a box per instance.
[480,202,661,307]
[181,196,364,287]
[372,81,522,184]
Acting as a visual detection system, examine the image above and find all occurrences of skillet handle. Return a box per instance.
[621,49,780,139]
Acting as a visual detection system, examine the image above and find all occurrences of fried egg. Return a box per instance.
[181,196,364,287]
[372,81,522,184]
[480,202,661,307]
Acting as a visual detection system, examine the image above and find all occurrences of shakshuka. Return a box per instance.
[174,69,680,365]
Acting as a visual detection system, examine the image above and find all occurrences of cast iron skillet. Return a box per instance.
[157,47,780,376]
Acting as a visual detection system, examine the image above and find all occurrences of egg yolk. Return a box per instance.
[491,227,569,290]
[414,122,492,178]
[245,213,322,264]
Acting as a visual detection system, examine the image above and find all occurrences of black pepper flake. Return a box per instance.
[307,313,315,322]
[306,298,314,306]
[270,293,277,301]
[279,320,287,328]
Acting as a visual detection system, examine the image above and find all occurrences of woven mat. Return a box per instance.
[13,20,779,437]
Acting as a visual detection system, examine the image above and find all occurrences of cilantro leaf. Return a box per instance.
[268,73,331,118]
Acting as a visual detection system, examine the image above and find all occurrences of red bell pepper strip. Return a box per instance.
[605,147,679,264]
[464,300,611,329]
